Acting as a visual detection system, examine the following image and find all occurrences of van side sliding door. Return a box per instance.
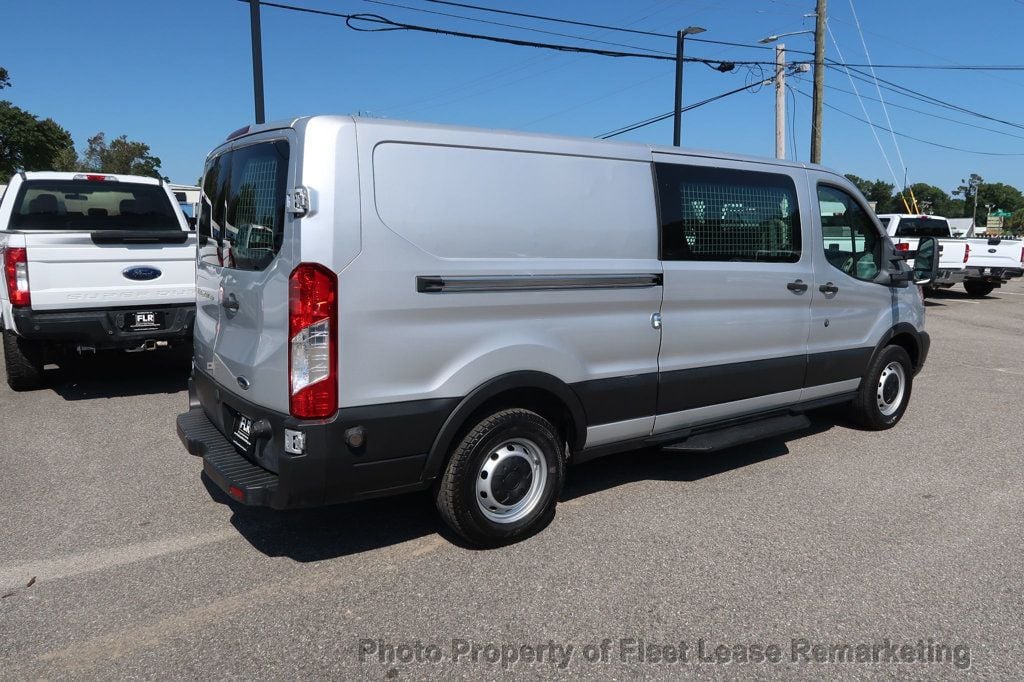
[652,158,813,433]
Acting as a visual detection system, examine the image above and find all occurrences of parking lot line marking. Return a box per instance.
[0,529,238,591]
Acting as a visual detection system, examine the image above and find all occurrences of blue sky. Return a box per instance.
[5,0,1024,194]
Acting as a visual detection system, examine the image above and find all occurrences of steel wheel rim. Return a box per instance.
[475,438,548,524]
[876,361,906,417]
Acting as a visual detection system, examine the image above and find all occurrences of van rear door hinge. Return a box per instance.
[286,187,310,216]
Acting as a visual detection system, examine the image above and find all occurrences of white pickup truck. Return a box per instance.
[0,171,196,390]
[878,213,1022,297]
[877,214,968,291]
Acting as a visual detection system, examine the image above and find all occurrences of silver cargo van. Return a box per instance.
[177,116,939,545]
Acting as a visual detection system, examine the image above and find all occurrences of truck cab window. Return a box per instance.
[818,185,884,282]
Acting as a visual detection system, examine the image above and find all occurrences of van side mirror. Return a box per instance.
[912,236,940,286]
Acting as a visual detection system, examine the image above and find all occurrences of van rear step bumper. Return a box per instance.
[177,408,279,507]
[662,414,812,453]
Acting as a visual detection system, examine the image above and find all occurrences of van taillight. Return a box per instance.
[3,247,30,308]
[288,263,337,419]
[964,243,970,263]
[895,242,910,252]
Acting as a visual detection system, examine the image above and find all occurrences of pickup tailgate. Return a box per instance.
[965,238,1023,271]
[23,231,196,311]
[892,236,966,270]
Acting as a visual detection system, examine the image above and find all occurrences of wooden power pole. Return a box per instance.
[810,0,827,164]
[775,44,785,160]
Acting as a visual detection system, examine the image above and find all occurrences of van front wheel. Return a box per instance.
[849,345,913,430]
[435,408,565,546]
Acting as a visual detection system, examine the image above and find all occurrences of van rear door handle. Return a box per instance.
[786,279,808,293]
[222,293,240,312]
[819,283,839,295]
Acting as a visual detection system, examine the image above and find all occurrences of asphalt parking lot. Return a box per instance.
[1,280,1022,679]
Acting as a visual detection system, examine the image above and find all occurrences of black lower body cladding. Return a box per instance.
[12,304,195,349]
[180,369,458,508]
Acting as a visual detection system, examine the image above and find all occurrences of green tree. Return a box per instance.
[80,132,165,179]
[844,174,895,208]
[0,100,75,178]
[1006,208,1024,235]
[0,67,10,90]
[976,182,1024,227]
[952,173,984,219]
[905,183,960,217]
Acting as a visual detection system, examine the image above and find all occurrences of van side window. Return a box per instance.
[818,185,884,281]
[655,163,801,262]
[198,153,229,264]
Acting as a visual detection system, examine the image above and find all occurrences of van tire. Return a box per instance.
[964,281,994,298]
[3,329,45,391]
[435,408,565,546]
[849,345,913,430]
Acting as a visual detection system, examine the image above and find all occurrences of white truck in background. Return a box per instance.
[877,213,1023,297]
[0,171,197,390]
[877,214,968,291]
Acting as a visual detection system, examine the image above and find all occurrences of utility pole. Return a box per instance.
[810,0,827,164]
[249,0,266,124]
[673,26,705,146]
[775,44,786,160]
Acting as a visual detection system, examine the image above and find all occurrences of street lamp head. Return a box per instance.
[682,26,706,36]
[759,35,779,44]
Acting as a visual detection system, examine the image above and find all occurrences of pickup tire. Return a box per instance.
[435,408,565,547]
[3,329,45,391]
[964,281,994,298]
[849,345,913,431]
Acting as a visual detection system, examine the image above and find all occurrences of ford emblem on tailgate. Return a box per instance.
[123,266,161,281]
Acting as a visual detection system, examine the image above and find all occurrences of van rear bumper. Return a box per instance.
[12,304,195,348]
[177,369,458,508]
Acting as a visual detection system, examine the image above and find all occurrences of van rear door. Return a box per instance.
[194,132,296,414]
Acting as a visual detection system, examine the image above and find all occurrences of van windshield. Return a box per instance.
[10,180,180,231]
[894,217,950,238]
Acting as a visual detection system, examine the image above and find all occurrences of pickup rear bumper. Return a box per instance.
[11,304,195,349]
[965,267,1023,283]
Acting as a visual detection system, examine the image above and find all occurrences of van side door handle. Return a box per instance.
[819,282,839,295]
[222,293,240,312]
[786,279,808,294]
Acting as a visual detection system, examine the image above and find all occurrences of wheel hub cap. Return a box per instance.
[476,439,548,525]
[876,362,906,417]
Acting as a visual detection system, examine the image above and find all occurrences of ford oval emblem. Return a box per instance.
[988,248,997,254]
[123,266,162,281]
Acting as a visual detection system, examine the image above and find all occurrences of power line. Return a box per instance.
[847,0,906,180]
[360,0,675,55]
[248,1,777,67]
[597,74,785,139]
[791,87,1024,156]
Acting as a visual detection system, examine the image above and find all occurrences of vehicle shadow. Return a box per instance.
[927,287,991,301]
[206,411,840,560]
[49,350,190,400]
[202,474,440,560]
[561,411,838,502]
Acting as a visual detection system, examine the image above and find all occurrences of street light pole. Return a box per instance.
[249,0,266,124]
[775,44,786,160]
[673,26,705,146]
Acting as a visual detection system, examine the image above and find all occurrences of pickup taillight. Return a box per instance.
[895,242,910,252]
[964,243,970,263]
[2,247,31,308]
[288,263,338,419]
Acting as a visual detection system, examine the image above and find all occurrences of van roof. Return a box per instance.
[215,115,837,176]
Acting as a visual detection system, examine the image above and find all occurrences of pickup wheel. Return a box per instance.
[964,281,994,298]
[3,329,45,391]
[849,345,913,431]
[435,408,565,547]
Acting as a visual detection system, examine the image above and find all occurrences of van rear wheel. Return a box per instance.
[3,329,44,391]
[849,345,913,430]
[435,408,565,546]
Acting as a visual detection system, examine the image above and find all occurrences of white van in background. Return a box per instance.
[176,117,938,545]
[0,172,196,390]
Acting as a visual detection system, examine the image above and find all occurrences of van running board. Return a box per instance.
[661,414,811,453]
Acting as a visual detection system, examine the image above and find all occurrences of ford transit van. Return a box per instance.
[176,116,937,545]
